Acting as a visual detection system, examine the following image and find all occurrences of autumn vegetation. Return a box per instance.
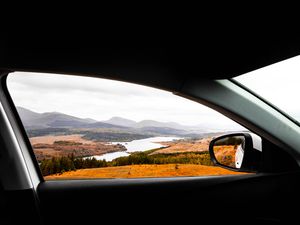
[31,135,126,161]
[40,150,213,176]
[213,145,236,167]
[213,136,244,167]
[31,134,246,179]
[46,164,245,179]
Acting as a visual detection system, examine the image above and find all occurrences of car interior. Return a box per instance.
[1,35,300,224]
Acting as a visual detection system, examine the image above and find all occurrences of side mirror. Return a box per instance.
[209,132,262,172]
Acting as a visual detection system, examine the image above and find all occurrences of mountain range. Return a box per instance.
[104,117,191,130]
[16,107,241,134]
[16,107,195,132]
[17,107,125,129]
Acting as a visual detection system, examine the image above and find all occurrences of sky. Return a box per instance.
[7,54,300,131]
[235,55,300,121]
[6,72,243,130]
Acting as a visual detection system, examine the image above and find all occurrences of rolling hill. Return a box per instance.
[17,107,227,139]
[17,107,124,129]
[103,117,137,127]
[17,107,192,131]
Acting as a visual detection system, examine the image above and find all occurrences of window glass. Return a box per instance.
[7,72,247,179]
[235,55,300,124]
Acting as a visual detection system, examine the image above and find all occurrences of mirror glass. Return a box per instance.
[213,136,245,169]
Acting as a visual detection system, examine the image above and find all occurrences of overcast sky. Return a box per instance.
[7,54,300,131]
[235,55,300,121]
[7,72,243,130]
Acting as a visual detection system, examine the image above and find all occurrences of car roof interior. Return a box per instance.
[2,34,300,224]
[1,36,300,91]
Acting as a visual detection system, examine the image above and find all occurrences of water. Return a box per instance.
[112,136,182,153]
[87,136,182,161]
[89,152,130,161]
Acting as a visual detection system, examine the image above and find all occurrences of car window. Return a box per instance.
[234,55,300,124]
[7,72,249,180]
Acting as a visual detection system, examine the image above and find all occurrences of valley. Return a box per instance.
[46,164,246,179]
[31,134,126,161]
[17,106,244,179]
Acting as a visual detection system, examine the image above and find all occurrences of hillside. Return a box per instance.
[17,107,97,129]
[17,107,245,135]
[151,138,212,154]
[17,107,209,133]
[17,107,126,129]
[137,126,188,136]
[134,120,186,130]
[30,134,126,161]
[17,107,234,139]
[104,117,137,127]
[45,164,245,179]
[17,107,197,138]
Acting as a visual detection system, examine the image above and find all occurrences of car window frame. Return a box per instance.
[5,71,298,183]
[230,78,300,128]
[1,73,45,182]
[2,72,262,181]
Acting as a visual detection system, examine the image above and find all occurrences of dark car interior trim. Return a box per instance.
[0,74,44,182]
[1,37,300,224]
[230,78,300,127]
[37,171,300,224]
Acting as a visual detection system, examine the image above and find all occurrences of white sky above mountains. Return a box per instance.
[8,56,300,131]
[11,52,300,131]
[7,72,244,131]
[235,55,300,122]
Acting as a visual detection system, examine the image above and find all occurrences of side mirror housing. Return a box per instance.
[209,132,262,172]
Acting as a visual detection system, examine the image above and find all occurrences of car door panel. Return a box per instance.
[37,172,300,224]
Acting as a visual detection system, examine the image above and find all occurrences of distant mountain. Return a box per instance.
[104,117,238,133]
[135,120,171,128]
[104,117,137,127]
[83,118,98,123]
[103,117,225,133]
[16,107,122,129]
[16,107,41,126]
[104,118,195,131]
[17,107,238,134]
[138,126,188,136]
[78,122,126,129]
[134,120,189,130]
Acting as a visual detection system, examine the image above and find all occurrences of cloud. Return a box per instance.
[9,56,300,132]
[235,55,300,122]
[7,72,244,129]
[8,72,161,98]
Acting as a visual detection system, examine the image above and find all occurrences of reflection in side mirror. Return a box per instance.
[209,133,262,172]
[213,136,245,169]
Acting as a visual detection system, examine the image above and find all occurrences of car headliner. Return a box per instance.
[1,37,300,92]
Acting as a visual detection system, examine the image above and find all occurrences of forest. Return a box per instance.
[40,150,213,176]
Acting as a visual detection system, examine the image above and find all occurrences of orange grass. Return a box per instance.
[45,164,247,180]
[213,145,236,167]
[153,138,212,154]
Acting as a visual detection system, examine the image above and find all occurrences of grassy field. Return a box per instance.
[45,164,246,180]
[213,145,236,167]
[33,134,247,179]
[152,138,212,154]
[30,134,97,145]
[30,134,126,161]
